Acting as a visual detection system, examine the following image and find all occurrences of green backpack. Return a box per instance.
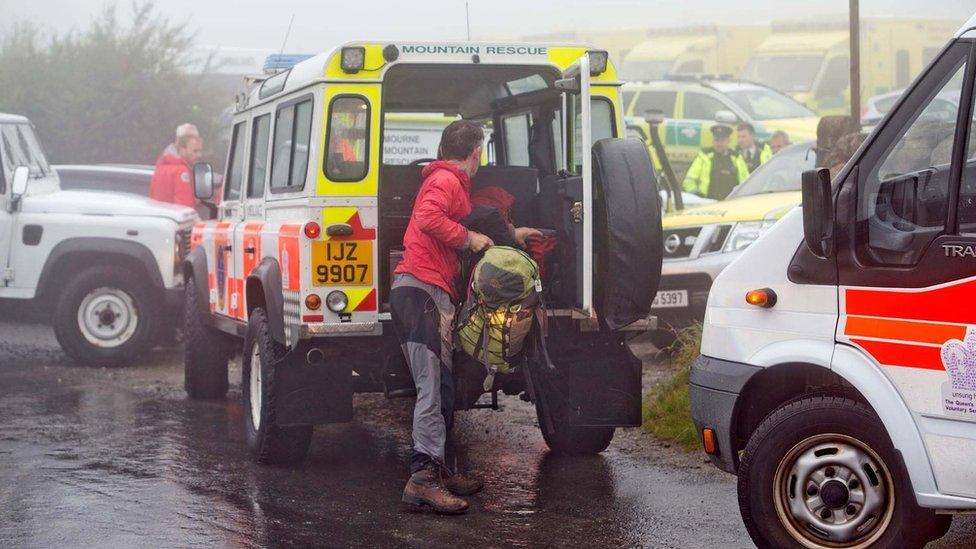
[456,246,542,390]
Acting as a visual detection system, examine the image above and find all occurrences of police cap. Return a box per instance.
[711,125,733,139]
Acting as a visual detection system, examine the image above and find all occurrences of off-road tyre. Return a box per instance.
[183,276,231,399]
[242,307,312,466]
[738,394,950,549]
[53,265,158,367]
[531,369,614,455]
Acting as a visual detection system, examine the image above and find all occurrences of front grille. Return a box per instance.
[662,227,702,259]
[176,227,192,262]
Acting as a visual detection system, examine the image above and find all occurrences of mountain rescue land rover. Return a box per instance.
[691,14,976,548]
[183,43,663,464]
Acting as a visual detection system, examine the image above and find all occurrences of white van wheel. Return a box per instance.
[248,340,263,430]
[773,433,894,547]
[737,395,950,549]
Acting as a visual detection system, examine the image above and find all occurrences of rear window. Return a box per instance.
[632,91,676,118]
[324,96,370,182]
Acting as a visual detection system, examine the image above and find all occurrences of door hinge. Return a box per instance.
[2,267,13,283]
[571,201,583,223]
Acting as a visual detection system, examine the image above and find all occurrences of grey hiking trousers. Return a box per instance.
[389,274,456,472]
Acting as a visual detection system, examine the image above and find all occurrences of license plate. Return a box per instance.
[312,240,373,286]
[651,290,688,309]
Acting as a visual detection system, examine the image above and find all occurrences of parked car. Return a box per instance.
[862,88,959,128]
[0,113,198,366]
[623,76,819,178]
[650,141,816,345]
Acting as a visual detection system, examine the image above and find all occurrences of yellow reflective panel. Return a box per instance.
[318,83,381,196]
[547,47,619,82]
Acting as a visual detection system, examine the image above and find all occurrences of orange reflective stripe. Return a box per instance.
[850,339,945,371]
[844,316,967,346]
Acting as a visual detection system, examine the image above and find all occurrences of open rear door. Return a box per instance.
[557,54,594,318]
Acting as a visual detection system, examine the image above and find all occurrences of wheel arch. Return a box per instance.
[182,246,211,319]
[37,238,163,302]
[246,257,286,345]
[732,349,939,501]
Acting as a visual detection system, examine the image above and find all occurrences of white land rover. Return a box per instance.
[0,113,198,366]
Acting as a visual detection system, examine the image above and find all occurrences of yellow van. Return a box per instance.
[743,18,959,115]
[620,25,769,81]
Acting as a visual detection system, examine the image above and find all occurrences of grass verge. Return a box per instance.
[642,324,702,451]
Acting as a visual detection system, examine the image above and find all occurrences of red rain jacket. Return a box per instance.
[149,152,195,208]
[395,161,472,301]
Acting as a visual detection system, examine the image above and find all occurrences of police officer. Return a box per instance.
[737,122,773,172]
[683,125,749,200]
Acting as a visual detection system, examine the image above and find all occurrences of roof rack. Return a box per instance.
[662,72,735,82]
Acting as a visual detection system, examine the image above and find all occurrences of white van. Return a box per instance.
[691,14,976,548]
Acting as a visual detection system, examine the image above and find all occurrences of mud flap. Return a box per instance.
[273,340,353,427]
[531,328,642,428]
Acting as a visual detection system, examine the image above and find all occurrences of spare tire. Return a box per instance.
[591,138,663,330]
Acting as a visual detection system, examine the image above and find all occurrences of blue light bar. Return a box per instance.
[263,53,314,74]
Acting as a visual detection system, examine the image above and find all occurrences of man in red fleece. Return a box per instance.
[391,120,539,514]
[149,129,203,208]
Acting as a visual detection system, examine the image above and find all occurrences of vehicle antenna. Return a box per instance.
[279,14,296,57]
[465,2,471,41]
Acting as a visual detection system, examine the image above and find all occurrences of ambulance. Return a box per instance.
[743,18,959,116]
[691,14,976,548]
[182,43,662,465]
[619,25,769,82]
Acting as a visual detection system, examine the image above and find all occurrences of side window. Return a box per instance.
[633,91,677,119]
[568,97,617,172]
[247,114,271,199]
[817,56,850,99]
[271,97,314,191]
[856,45,969,266]
[224,121,247,202]
[502,112,531,167]
[324,96,370,182]
[684,92,727,120]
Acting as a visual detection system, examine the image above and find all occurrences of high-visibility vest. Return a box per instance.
[740,142,774,172]
[682,149,750,199]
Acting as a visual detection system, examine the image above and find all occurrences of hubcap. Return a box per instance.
[249,342,262,430]
[77,287,138,348]
[773,433,895,548]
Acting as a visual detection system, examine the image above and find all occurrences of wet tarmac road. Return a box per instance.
[1,310,974,548]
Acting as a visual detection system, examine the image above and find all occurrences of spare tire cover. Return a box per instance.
[591,138,663,330]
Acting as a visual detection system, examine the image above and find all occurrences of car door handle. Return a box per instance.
[223,245,233,251]
[244,246,256,254]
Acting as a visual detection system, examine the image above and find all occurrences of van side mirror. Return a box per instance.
[801,168,834,258]
[714,110,739,124]
[10,166,29,198]
[193,162,214,200]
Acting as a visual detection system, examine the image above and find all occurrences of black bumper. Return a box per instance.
[689,354,762,474]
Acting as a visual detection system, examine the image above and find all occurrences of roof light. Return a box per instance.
[383,44,399,62]
[745,288,777,308]
[303,221,321,239]
[341,47,366,73]
[587,50,609,76]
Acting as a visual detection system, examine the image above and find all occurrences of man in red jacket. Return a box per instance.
[149,129,203,208]
[391,120,539,514]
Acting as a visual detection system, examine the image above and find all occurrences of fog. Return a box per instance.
[5,0,975,53]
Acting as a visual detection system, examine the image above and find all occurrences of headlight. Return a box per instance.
[326,290,349,313]
[587,50,609,76]
[723,221,773,253]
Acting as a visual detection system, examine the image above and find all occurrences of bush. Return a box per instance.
[642,324,701,451]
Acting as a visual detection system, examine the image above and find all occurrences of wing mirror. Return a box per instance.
[714,110,739,125]
[801,168,834,258]
[193,162,214,200]
[10,166,29,198]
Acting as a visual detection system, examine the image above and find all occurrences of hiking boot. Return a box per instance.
[401,465,469,515]
[443,471,484,496]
